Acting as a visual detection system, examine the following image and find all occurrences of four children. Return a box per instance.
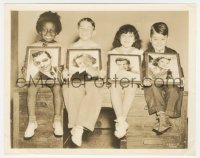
[22,12,184,146]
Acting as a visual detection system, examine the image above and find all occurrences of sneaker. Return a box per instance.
[53,121,63,136]
[71,126,84,147]
[157,113,172,133]
[114,117,128,139]
[24,121,38,138]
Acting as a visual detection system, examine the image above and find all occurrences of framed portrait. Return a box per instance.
[145,53,183,84]
[66,49,102,82]
[25,46,61,84]
[107,54,142,83]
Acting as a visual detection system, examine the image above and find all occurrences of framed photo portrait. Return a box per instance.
[145,53,183,84]
[107,54,142,83]
[67,49,102,82]
[25,46,61,83]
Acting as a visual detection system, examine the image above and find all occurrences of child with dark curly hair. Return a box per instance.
[22,11,65,138]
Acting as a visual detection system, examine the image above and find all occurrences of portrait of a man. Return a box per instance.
[32,51,58,80]
[25,46,61,83]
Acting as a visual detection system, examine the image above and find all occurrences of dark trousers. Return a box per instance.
[144,85,183,118]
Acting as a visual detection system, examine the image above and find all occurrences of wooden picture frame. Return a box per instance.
[107,54,142,84]
[66,49,102,82]
[145,52,183,84]
[25,46,61,84]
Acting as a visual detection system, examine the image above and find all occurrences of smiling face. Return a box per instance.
[120,32,135,48]
[78,21,94,41]
[33,52,52,72]
[150,32,168,53]
[158,58,170,69]
[40,22,57,42]
[116,60,130,71]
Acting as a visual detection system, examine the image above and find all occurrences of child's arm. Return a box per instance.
[20,47,30,78]
[62,68,70,81]
[98,70,106,78]
[58,45,67,72]
[99,50,107,78]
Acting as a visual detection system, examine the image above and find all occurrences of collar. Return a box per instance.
[149,46,167,53]
[40,39,56,47]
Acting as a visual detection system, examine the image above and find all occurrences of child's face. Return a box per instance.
[158,58,170,69]
[78,21,94,41]
[150,32,168,52]
[116,60,129,71]
[33,53,52,72]
[120,32,135,48]
[40,22,57,42]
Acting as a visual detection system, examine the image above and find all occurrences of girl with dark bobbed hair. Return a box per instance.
[108,24,143,139]
[112,24,141,50]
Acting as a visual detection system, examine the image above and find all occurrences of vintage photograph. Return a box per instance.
[66,49,101,82]
[24,46,61,83]
[107,54,142,83]
[145,53,183,84]
[5,3,196,156]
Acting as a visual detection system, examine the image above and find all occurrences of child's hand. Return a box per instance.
[62,68,70,80]
[177,77,184,88]
[20,66,27,78]
[98,70,106,78]
[21,66,26,75]
[142,77,152,87]
[58,65,64,72]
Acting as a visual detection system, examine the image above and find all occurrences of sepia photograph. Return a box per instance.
[4,3,197,156]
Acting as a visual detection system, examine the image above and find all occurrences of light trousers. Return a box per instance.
[63,82,102,131]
